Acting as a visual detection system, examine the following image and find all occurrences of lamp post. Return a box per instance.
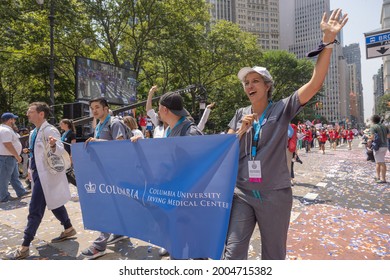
[37,0,55,124]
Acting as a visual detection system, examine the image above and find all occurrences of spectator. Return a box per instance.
[0,112,30,203]
[370,115,389,183]
[59,119,77,186]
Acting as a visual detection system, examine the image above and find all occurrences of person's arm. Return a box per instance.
[298,9,348,105]
[70,132,77,144]
[46,127,66,155]
[147,109,159,127]
[3,142,22,163]
[229,114,257,140]
[197,108,210,132]
[146,85,158,113]
[197,102,215,131]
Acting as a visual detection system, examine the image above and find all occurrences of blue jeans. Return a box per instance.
[0,155,27,202]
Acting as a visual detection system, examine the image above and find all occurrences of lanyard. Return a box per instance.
[61,130,71,142]
[29,127,39,158]
[251,101,272,159]
[95,114,111,139]
[165,117,185,137]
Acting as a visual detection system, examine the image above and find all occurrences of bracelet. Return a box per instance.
[323,39,339,49]
[306,39,339,57]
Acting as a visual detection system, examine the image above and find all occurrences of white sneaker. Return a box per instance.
[107,234,128,245]
[81,246,106,260]
[158,247,168,256]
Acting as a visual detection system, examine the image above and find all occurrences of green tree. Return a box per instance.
[0,0,96,123]
[0,0,321,132]
[144,19,263,118]
[377,93,390,118]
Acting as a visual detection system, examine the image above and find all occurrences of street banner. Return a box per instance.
[72,134,239,259]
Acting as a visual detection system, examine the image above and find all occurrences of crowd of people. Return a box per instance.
[1,9,371,261]
[294,123,357,154]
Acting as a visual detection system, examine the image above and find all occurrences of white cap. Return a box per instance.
[237,66,273,83]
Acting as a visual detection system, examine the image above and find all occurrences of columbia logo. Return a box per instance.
[85,181,97,193]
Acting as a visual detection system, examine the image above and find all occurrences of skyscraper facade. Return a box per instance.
[235,0,280,50]
[373,65,385,115]
[343,43,364,126]
[381,0,390,96]
[208,0,233,22]
[280,0,348,124]
[207,0,280,50]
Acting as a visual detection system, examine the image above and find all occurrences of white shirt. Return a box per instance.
[132,129,144,139]
[147,109,159,127]
[153,125,166,138]
[147,109,167,138]
[0,124,22,155]
[197,107,211,132]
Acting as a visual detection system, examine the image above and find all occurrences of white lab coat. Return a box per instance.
[29,121,71,210]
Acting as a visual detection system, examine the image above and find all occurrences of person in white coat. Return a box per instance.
[5,102,76,260]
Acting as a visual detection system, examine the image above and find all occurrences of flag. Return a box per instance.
[305,120,313,127]
[72,134,239,259]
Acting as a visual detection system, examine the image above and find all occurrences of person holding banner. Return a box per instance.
[158,90,203,259]
[224,9,348,260]
[158,91,203,138]
[82,97,130,259]
[5,102,76,260]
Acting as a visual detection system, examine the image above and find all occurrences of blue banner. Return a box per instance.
[72,134,239,259]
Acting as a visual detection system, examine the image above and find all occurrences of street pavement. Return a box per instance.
[0,138,388,260]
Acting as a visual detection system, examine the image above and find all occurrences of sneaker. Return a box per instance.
[158,247,168,256]
[18,189,32,199]
[106,234,127,245]
[0,195,18,203]
[4,248,30,260]
[295,156,303,164]
[81,246,106,260]
[51,228,77,243]
[376,180,387,184]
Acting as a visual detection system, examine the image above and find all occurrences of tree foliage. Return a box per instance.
[376,93,390,120]
[0,0,318,131]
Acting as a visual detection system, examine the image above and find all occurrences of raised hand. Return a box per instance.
[321,8,348,42]
[148,85,158,96]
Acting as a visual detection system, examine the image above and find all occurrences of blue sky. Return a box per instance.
[330,0,383,122]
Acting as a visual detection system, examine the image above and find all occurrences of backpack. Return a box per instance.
[371,133,380,151]
[287,124,297,152]
[180,121,195,136]
[108,116,133,140]
[371,124,387,151]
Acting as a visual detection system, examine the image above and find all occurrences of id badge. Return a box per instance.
[248,160,262,183]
